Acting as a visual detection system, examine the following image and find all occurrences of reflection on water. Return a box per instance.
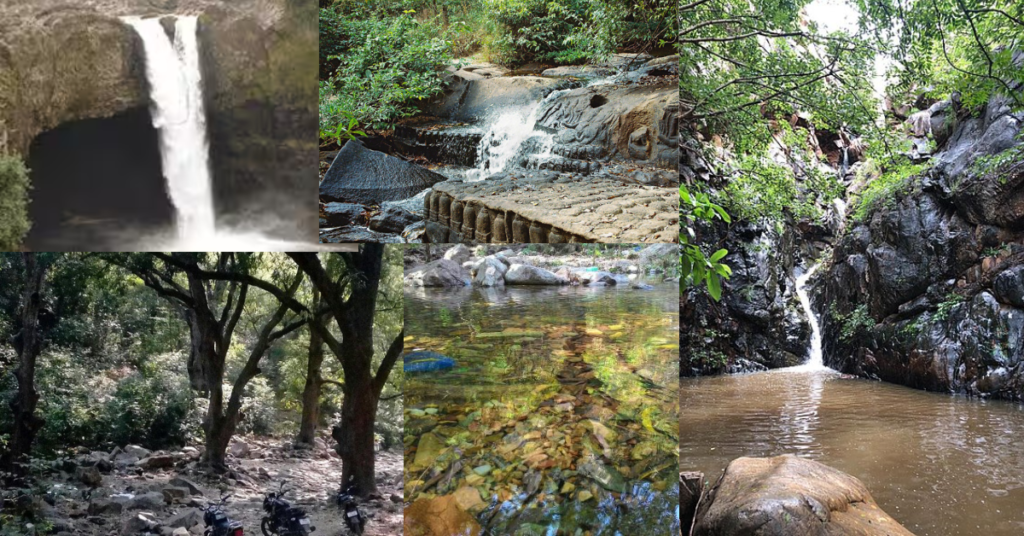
[405,284,679,536]
[681,370,1024,535]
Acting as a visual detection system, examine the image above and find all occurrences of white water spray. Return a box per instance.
[466,88,570,182]
[124,16,215,241]
[793,263,828,370]
[123,16,311,251]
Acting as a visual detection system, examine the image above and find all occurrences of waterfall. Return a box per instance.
[465,88,569,182]
[124,16,215,241]
[794,263,827,370]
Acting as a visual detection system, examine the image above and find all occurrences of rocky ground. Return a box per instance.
[404,244,678,289]
[2,436,402,536]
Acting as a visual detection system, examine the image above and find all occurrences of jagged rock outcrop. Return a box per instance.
[819,92,1024,399]
[421,170,677,244]
[692,455,915,536]
[681,220,812,375]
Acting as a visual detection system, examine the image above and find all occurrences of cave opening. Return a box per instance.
[25,107,174,251]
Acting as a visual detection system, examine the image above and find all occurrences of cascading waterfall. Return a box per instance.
[465,88,570,182]
[123,15,308,250]
[124,16,215,241]
[793,263,827,370]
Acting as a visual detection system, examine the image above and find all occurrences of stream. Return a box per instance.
[404,284,679,535]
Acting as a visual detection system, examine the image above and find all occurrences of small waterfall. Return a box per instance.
[124,16,215,241]
[465,88,569,182]
[794,263,827,370]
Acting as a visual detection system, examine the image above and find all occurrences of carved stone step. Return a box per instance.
[394,124,482,166]
[422,171,677,243]
[525,155,600,174]
[552,144,606,160]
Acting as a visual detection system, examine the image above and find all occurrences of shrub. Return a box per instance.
[0,154,30,251]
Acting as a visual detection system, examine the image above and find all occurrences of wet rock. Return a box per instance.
[405,259,471,288]
[320,226,403,243]
[541,65,616,78]
[404,495,482,536]
[427,75,564,121]
[578,456,626,493]
[452,486,486,514]
[410,433,445,472]
[321,202,367,227]
[693,455,915,536]
[370,204,421,234]
[993,265,1024,307]
[320,140,446,204]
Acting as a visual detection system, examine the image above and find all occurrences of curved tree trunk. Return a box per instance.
[2,253,47,476]
[296,291,328,447]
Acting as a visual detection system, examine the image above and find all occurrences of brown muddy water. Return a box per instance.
[681,369,1024,535]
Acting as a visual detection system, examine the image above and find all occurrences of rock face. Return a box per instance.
[535,82,678,168]
[424,74,564,120]
[819,92,1024,399]
[405,259,471,288]
[320,140,447,205]
[693,455,915,536]
[682,220,812,375]
[422,171,677,244]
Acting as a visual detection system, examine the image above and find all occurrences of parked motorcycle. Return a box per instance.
[202,494,244,536]
[261,482,315,536]
[335,478,365,535]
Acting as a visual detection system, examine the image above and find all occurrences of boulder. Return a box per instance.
[136,455,174,471]
[369,204,421,233]
[122,512,159,534]
[404,495,483,536]
[693,455,915,536]
[405,259,471,288]
[473,257,508,287]
[228,440,250,459]
[505,264,567,285]
[443,244,473,265]
[75,466,103,487]
[578,270,616,286]
[321,202,367,227]
[163,508,201,529]
[128,492,165,511]
[87,499,124,516]
[167,477,203,496]
[161,487,189,504]
[124,445,152,459]
[320,140,447,204]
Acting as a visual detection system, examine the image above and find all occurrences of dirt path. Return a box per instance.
[5,437,402,536]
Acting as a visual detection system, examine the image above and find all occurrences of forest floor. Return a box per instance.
[9,436,403,536]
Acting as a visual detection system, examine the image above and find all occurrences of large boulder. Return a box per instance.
[405,259,471,288]
[473,256,508,287]
[504,264,567,285]
[135,454,174,471]
[320,140,447,204]
[693,455,915,536]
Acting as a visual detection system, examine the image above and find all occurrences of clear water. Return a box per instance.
[404,284,680,535]
[681,370,1024,535]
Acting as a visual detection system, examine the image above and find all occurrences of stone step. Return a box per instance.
[422,171,677,244]
[393,124,482,166]
[551,144,606,160]
[524,155,600,174]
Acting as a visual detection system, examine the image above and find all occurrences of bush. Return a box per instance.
[0,154,30,251]
[319,12,454,136]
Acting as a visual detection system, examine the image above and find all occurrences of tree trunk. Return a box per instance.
[2,253,47,476]
[334,379,379,494]
[201,384,236,473]
[297,292,327,447]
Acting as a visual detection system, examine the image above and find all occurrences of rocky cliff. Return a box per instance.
[818,92,1024,399]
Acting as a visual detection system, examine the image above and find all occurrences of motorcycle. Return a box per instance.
[261,482,315,536]
[202,494,244,536]
[335,478,365,535]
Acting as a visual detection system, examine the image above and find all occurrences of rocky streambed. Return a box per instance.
[319,53,679,244]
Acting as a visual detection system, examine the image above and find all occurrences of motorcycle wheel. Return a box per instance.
[261,517,275,536]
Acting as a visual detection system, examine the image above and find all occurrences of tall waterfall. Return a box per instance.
[124,16,215,242]
[794,263,827,370]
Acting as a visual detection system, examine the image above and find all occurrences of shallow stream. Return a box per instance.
[405,284,680,535]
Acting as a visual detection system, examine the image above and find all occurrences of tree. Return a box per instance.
[680,185,732,300]
[289,247,403,496]
[115,253,307,472]
[295,288,334,448]
[0,155,30,251]
[1,253,50,476]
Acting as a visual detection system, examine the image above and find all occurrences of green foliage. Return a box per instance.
[0,155,30,251]
[319,11,454,136]
[830,304,874,342]
[680,186,732,301]
[934,292,965,322]
[851,160,928,222]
